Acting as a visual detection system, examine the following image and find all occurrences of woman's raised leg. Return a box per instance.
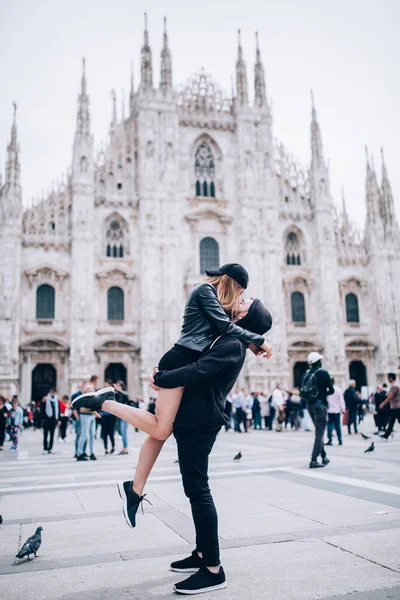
[133,436,166,496]
[102,386,184,441]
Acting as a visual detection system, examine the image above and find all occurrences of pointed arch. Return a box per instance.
[191,134,223,199]
[283,225,306,266]
[103,212,129,258]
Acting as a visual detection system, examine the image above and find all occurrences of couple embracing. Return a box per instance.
[72,263,272,595]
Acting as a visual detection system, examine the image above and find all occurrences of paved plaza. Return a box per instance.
[1,415,400,599]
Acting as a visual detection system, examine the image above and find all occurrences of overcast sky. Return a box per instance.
[0,0,399,226]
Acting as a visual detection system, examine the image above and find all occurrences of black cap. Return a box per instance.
[205,263,249,289]
[236,299,272,336]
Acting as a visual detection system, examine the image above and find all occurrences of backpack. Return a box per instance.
[301,368,320,402]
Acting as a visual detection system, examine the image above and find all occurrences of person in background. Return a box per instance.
[259,392,270,430]
[33,401,41,429]
[101,403,116,455]
[284,391,293,429]
[379,373,400,440]
[147,398,156,415]
[41,389,60,454]
[76,376,99,461]
[290,388,303,430]
[231,388,244,432]
[374,384,388,434]
[272,384,285,432]
[301,352,334,469]
[0,396,9,451]
[71,382,85,459]
[267,393,275,430]
[245,391,253,430]
[344,380,359,435]
[9,397,24,450]
[252,392,262,430]
[59,395,71,442]
[115,381,130,455]
[326,378,345,446]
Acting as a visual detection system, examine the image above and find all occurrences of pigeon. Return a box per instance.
[15,526,43,561]
[364,442,375,454]
[233,451,242,461]
[361,433,371,440]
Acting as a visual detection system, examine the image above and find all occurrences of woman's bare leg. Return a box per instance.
[133,436,166,496]
[102,386,184,441]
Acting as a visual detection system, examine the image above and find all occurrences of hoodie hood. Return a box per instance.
[236,299,272,336]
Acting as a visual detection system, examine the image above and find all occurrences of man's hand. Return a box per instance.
[260,342,273,359]
[150,367,160,392]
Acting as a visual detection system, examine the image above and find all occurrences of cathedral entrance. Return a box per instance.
[31,364,57,405]
[105,363,127,386]
[293,362,308,389]
[349,360,367,391]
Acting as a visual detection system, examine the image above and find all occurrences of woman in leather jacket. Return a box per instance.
[75,263,272,504]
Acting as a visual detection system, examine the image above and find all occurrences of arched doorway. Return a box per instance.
[349,360,367,391]
[293,361,309,389]
[31,364,57,405]
[105,363,127,386]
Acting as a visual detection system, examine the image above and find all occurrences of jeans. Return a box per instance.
[43,417,57,451]
[174,426,219,566]
[253,411,262,429]
[267,407,275,430]
[327,413,342,444]
[383,408,400,438]
[308,402,328,462]
[234,408,246,432]
[74,419,81,455]
[77,414,95,456]
[348,408,358,434]
[117,418,129,449]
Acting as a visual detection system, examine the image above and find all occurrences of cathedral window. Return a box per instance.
[195,142,216,198]
[108,286,124,321]
[286,232,301,265]
[346,293,359,323]
[117,183,122,190]
[106,219,124,258]
[200,237,219,274]
[291,292,306,323]
[80,156,88,173]
[36,284,55,320]
[49,221,55,232]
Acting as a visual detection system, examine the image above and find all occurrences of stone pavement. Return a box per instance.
[1,414,400,599]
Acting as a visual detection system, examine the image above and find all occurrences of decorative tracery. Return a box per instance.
[286,232,301,265]
[106,219,125,258]
[195,142,216,198]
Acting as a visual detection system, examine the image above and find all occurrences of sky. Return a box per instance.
[0,0,399,227]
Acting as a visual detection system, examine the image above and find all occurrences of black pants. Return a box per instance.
[308,403,327,462]
[0,418,5,446]
[174,426,219,566]
[43,418,57,451]
[101,414,116,450]
[223,402,232,431]
[383,408,400,438]
[348,408,358,434]
[59,416,69,440]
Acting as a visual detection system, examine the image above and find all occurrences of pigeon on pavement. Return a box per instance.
[361,433,371,440]
[15,527,43,561]
[364,442,375,454]
[233,451,242,461]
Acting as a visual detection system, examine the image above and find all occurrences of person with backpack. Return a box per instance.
[301,352,334,469]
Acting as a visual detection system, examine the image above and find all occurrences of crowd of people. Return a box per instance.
[0,375,157,458]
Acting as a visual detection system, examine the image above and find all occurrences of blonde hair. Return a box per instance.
[203,274,243,318]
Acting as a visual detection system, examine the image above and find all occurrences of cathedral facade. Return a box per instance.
[1,22,399,403]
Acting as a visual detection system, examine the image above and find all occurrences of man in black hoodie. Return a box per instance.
[150,298,272,595]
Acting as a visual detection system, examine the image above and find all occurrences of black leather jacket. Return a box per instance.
[176,283,265,352]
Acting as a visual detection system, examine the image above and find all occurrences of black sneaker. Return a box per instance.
[322,457,330,465]
[171,550,202,573]
[117,480,152,528]
[71,387,115,412]
[77,454,88,461]
[90,454,97,461]
[174,566,227,595]
[309,460,325,469]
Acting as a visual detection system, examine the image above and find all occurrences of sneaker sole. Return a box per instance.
[170,567,200,573]
[71,387,114,407]
[117,482,134,529]
[173,582,227,595]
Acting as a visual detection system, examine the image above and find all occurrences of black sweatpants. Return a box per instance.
[101,413,116,450]
[308,402,327,462]
[383,408,400,438]
[174,426,219,566]
[43,418,57,451]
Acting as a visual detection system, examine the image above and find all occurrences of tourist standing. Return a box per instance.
[379,373,400,439]
[344,380,359,435]
[58,395,70,442]
[301,352,334,468]
[326,378,345,445]
[231,388,246,432]
[77,376,99,461]
[272,384,284,432]
[41,389,60,454]
[0,396,9,451]
[252,392,262,430]
[9,397,24,450]
[259,392,270,429]
[116,381,130,455]
[374,385,388,434]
